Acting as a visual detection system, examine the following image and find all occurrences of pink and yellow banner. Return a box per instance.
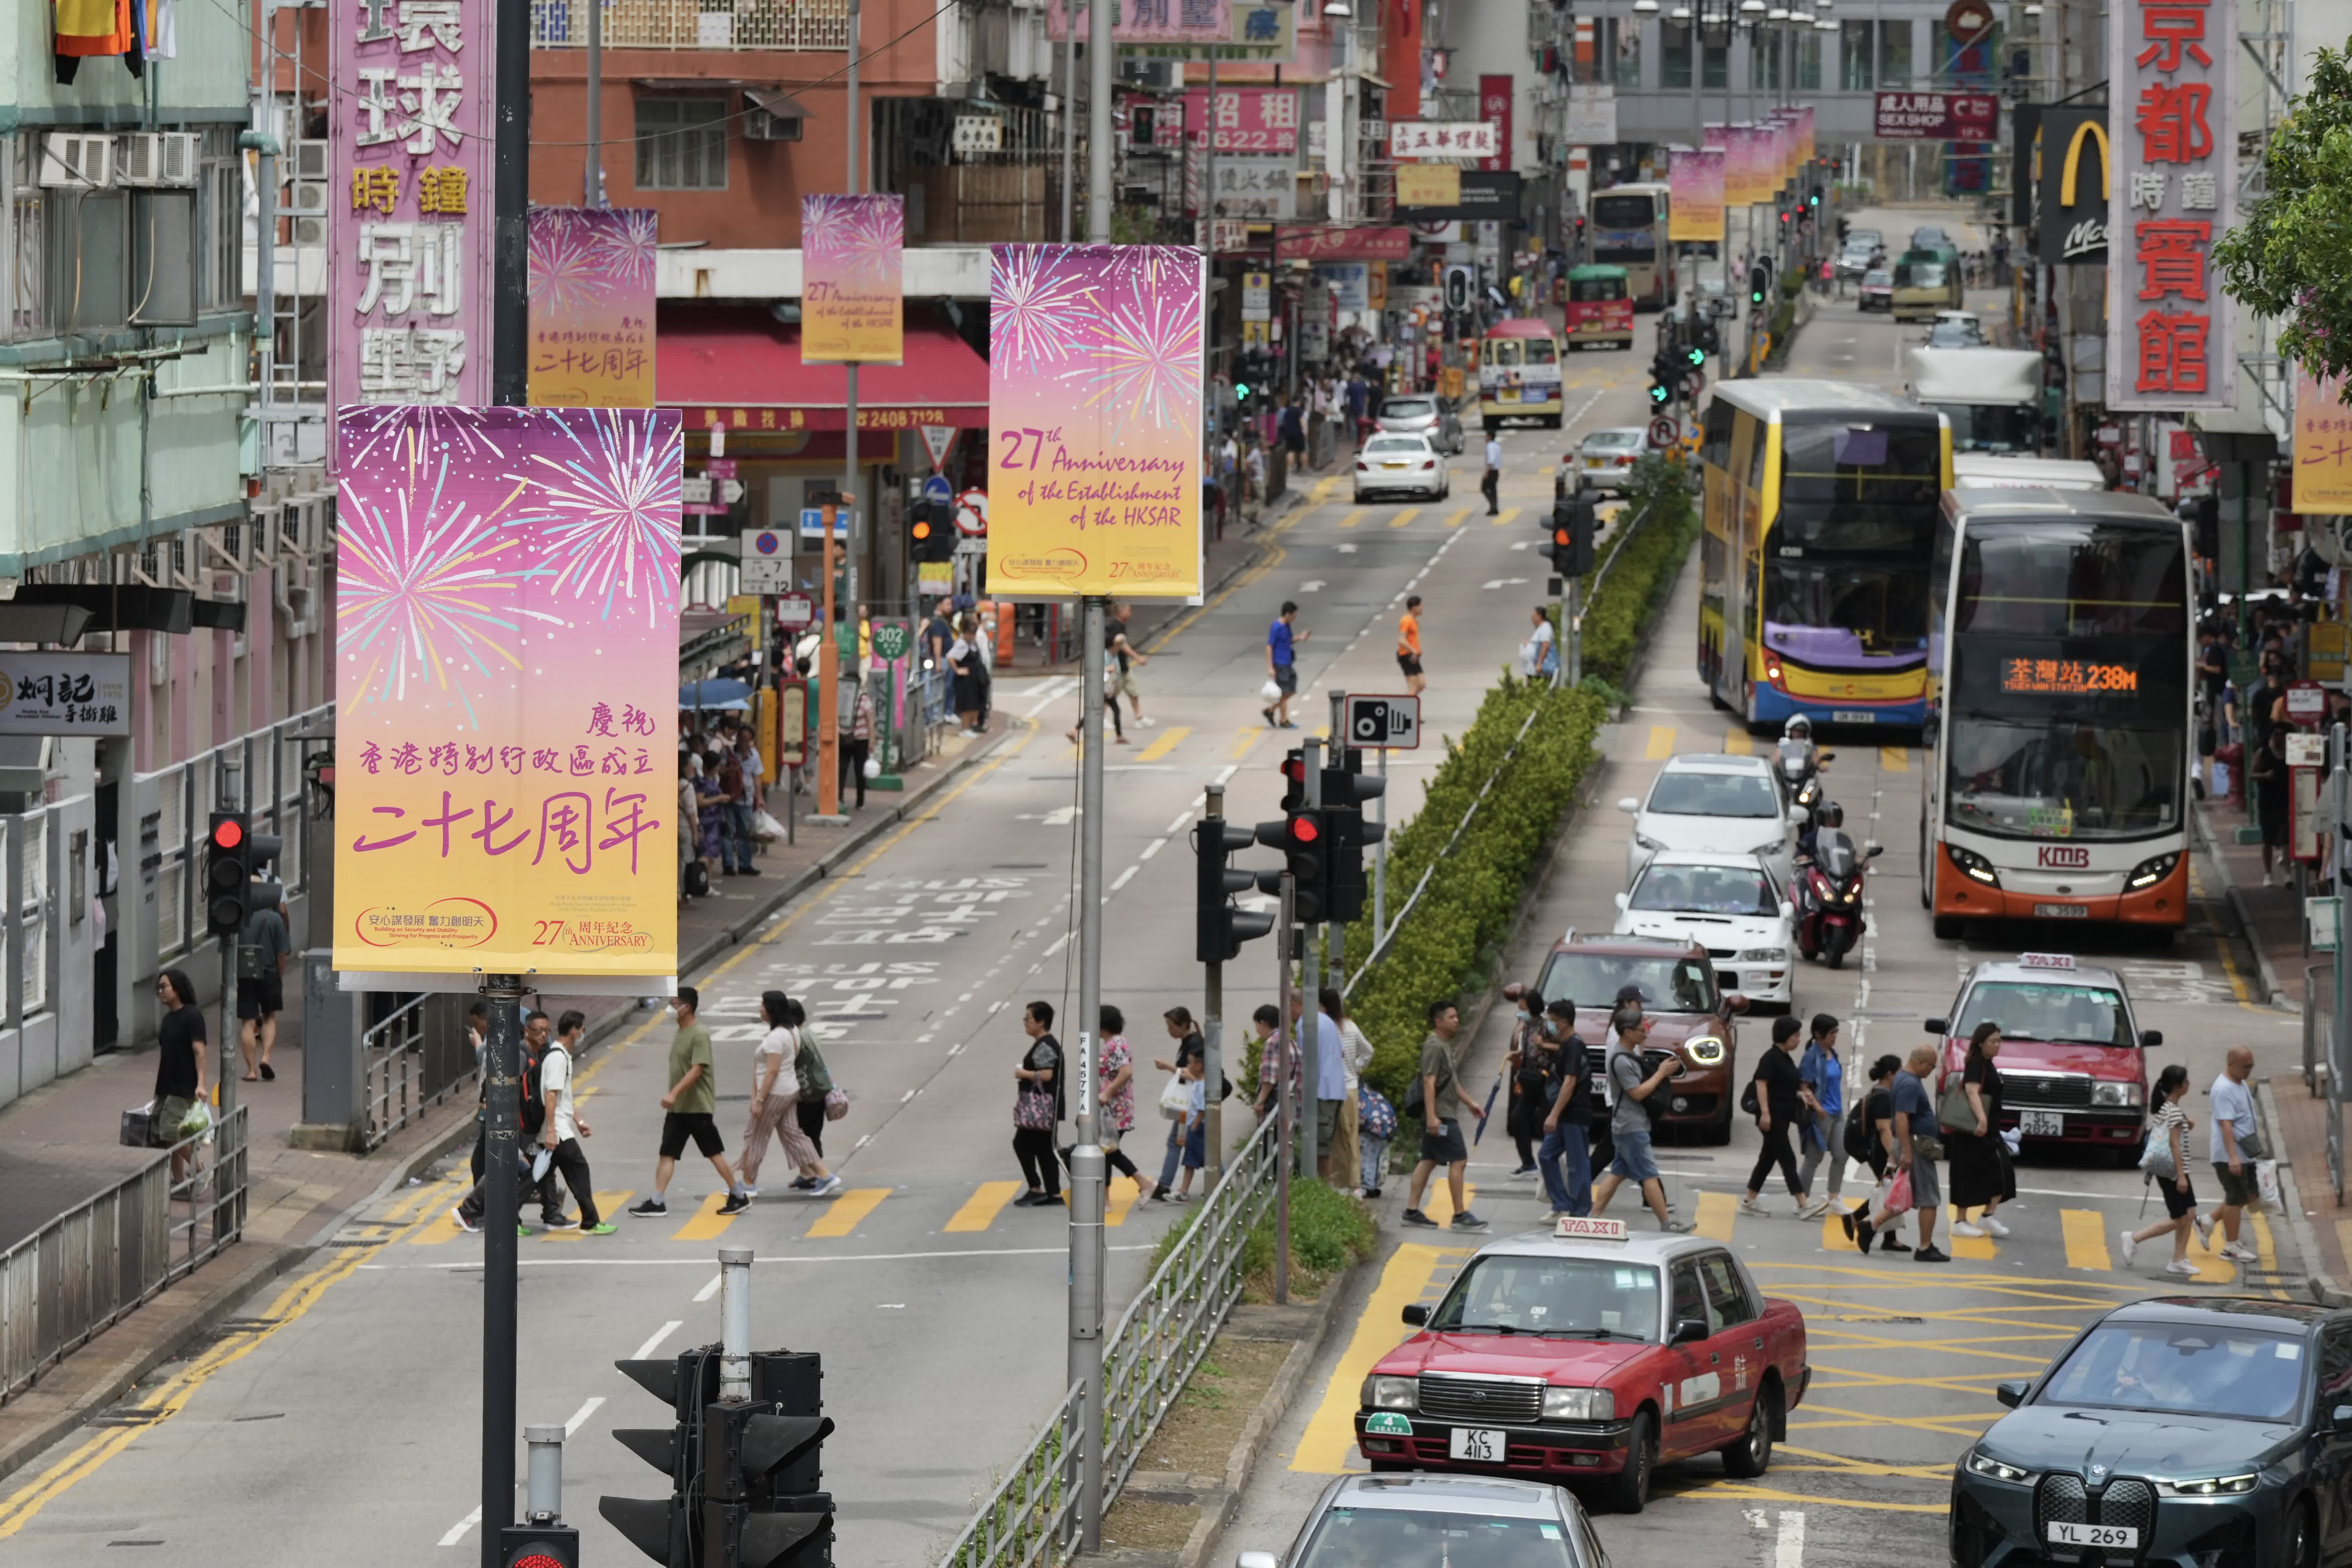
[987,244,1204,599]
[802,193,905,365]
[1668,148,1725,243]
[1726,124,1761,207]
[333,405,683,985]
[2297,367,2352,514]
[528,207,658,408]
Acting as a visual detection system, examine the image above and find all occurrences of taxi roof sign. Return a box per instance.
[1554,1215,1629,1241]
[2018,953,2077,970]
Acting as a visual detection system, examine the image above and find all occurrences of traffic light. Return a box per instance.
[1319,752,1386,926]
[204,813,249,938]
[1196,816,1276,963]
[1779,208,1791,228]
[603,1351,706,1567]
[1808,186,1822,208]
[1255,807,1330,924]
[1443,264,1472,315]
[702,1399,833,1568]
[1684,343,1706,368]
[1748,262,1771,308]
[909,501,955,563]
[1836,215,1849,242]
[1550,494,1596,578]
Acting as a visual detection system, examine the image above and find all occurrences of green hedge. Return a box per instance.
[1338,456,1699,1102]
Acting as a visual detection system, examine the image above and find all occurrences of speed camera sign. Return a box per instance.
[1344,695,1421,750]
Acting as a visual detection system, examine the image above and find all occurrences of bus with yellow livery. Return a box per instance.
[1696,380,1952,730]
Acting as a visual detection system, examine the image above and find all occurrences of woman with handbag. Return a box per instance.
[2119,1065,2201,1276]
[1012,1000,1066,1207]
[737,991,838,1197]
[1149,1007,1204,1201]
[786,999,847,1181]
[1740,1016,1829,1218]
[1948,1023,2015,1239]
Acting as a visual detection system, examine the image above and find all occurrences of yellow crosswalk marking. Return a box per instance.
[1105,1183,1139,1228]
[541,1191,633,1238]
[2060,1209,2112,1271]
[1421,1179,1478,1226]
[673,1190,741,1241]
[807,1186,889,1238]
[411,1206,465,1245]
[1880,746,1910,772]
[1646,724,1677,760]
[1445,508,1471,527]
[1292,1243,1460,1472]
[945,1179,1025,1233]
[1725,728,1754,756]
[1389,507,1420,529]
[1229,725,1263,758]
[1695,1190,1737,1240]
[2185,1224,2236,1284]
[1948,1227,1996,1261]
[1338,509,1366,529]
[1492,506,1521,527]
[1136,725,1191,762]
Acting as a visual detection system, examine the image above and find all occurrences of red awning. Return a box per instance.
[658,305,990,431]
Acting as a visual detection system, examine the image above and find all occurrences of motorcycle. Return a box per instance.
[1776,737,1831,838]
[1793,828,1884,969]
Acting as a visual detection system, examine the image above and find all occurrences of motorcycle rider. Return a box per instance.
[1798,796,1842,866]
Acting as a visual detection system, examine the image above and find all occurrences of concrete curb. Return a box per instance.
[2189,796,2293,1009]
[2256,1078,2346,1306]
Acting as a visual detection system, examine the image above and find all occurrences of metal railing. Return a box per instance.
[939,1114,1282,1568]
[529,0,851,49]
[0,1103,247,1404]
[141,703,332,969]
[360,994,457,1152]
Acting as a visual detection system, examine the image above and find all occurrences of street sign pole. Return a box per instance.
[1374,745,1388,942]
[1326,690,1346,993]
[814,499,844,822]
[1204,782,1227,1194]
[1275,869,1295,1306]
[1298,735,1322,1177]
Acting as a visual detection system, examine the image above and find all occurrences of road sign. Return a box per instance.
[705,458,738,479]
[2288,679,2328,723]
[742,529,793,594]
[799,508,860,541]
[920,425,956,471]
[923,474,953,505]
[871,623,913,660]
[1344,694,1421,750]
[681,475,713,504]
[774,592,815,629]
[1647,416,1678,449]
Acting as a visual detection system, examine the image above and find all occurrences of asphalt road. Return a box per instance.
[1218,203,2309,1568]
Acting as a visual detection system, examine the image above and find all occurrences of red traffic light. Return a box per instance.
[211,818,244,850]
[1281,757,1306,782]
[1291,816,1321,843]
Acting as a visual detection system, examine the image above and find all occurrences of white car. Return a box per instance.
[1618,753,1799,891]
[1611,850,1797,1011]
[1563,427,1647,495]
[1354,432,1450,502]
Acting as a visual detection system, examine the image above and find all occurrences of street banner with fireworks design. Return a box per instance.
[332,404,683,987]
[986,244,1204,599]
[527,207,658,406]
[802,194,904,364]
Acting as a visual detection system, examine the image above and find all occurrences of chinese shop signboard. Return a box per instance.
[1182,86,1302,153]
[2106,0,2235,411]
[333,405,683,987]
[330,0,496,445]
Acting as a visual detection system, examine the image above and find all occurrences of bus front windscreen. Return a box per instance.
[1592,194,1657,229]
[1938,403,2041,453]
[1592,195,1659,263]
[1763,421,1942,658]
[1944,521,2189,841]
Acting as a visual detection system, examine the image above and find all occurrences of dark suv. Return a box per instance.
[1532,934,1745,1145]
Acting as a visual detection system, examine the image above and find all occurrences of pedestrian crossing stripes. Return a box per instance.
[1388,508,1420,529]
[805,1186,888,1238]
[1134,725,1191,762]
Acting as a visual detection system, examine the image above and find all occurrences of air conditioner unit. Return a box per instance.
[745,107,803,141]
[118,131,198,188]
[292,137,328,180]
[148,626,170,685]
[206,522,252,573]
[39,133,113,189]
[246,504,279,567]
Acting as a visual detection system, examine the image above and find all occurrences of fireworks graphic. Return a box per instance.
[586,207,660,287]
[803,195,903,287]
[527,209,607,319]
[991,245,1099,367]
[514,408,684,628]
[1079,262,1203,441]
[339,401,499,471]
[336,427,533,728]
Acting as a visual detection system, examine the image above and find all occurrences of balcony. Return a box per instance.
[530,0,850,51]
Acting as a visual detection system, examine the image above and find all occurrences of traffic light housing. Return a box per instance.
[1196,817,1275,963]
[604,1349,832,1568]
[1748,262,1771,308]
[1443,264,1471,315]
[1320,752,1386,926]
[204,813,248,938]
[1255,808,1330,924]
[1550,494,1596,578]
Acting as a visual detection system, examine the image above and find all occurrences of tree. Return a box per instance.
[2214,42,2352,392]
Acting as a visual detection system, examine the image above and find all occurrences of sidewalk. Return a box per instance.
[0,720,1017,1484]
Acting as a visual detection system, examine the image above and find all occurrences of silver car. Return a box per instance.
[1562,427,1648,495]
[1377,394,1465,455]
[1237,1473,1600,1568]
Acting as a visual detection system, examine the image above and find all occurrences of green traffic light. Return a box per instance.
[1686,347,1705,366]
[1235,383,1249,397]
[1648,384,1670,405]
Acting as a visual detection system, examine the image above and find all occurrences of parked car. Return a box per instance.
[1950,1296,2350,1568]
[1612,851,1796,1012]
[1563,428,1648,495]
[1859,269,1894,311]
[1357,1222,1809,1509]
[1929,953,2157,1165]
[1354,432,1451,502]
[1378,394,1466,455]
[1618,752,1799,891]
[1531,933,1746,1143]
[1237,1473,1602,1568]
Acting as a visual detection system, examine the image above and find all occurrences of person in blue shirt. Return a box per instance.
[1795,1012,1845,1207]
[1263,601,1307,730]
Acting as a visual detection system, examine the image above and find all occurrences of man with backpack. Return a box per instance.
[1536,996,1594,1218]
[1587,1011,1694,1232]
[452,1009,566,1233]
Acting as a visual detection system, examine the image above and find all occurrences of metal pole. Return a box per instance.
[583,0,601,205]
[817,501,842,818]
[1372,747,1387,942]
[844,0,863,622]
[718,1244,754,1400]
[1071,594,1108,1553]
[479,973,524,1568]
[253,132,275,420]
[1204,53,1219,258]
[1298,735,1321,1176]
[1325,690,1346,994]
[491,0,530,405]
[2333,725,2349,1164]
[1087,0,1112,242]
[1204,781,1227,1191]
[523,1426,565,1524]
[216,757,241,1127]
[1275,871,1295,1304]
[1566,574,1582,687]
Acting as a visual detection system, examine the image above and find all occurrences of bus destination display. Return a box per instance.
[1998,658,2139,696]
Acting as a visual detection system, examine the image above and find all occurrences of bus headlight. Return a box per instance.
[1945,843,2001,887]
[2127,852,2180,891]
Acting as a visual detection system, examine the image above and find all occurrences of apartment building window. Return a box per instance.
[1663,20,1692,87]
[1841,20,1875,89]
[1704,36,1728,88]
[1878,19,1913,87]
[636,98,730,190]
[1750,27,1781,89]
[1796,28,1822,89]
[202,126,240,312]
[8,138,41,337]
[1612,19,1641,88]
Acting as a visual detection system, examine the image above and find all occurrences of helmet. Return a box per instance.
[1784,716,1812,739]
[1816,800,1845,829]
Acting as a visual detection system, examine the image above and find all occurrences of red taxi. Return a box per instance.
[1354,1217,1809,1512]
[1929,953,2157,1164]
[1564,265,1634,350]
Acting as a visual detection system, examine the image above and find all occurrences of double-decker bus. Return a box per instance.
[1696,380,1951,729]
[1921,485,2192,936]
[1588,183,1675,310]
[1475,318,1564,431]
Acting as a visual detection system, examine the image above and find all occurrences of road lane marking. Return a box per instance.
[1389,508,1420,529]
[1879,746,1910,772]
[1228,726,1263,758]
[1111,865,1140,891]
[1105,1183,1139,1228]
[807,1186,889,1238]
[1725,728,1754,756]
[1695,1190,1737,1239]
[1136,725,1191,762]
[438,1507,482,1547]
[1420,1179,1478,1225]
[1337,509,1367,530]
[694,1273,722,1301]
[1445,508,1470,527]
[2060,1209,2113,1270]
[565,1396,606,1435]
[673,1191,739,1241]
[1948,1227,1996,1261]
[1646,724,1677,760]
[945,1179,1025,1232]
[1492,506,1521,527]
[1291,1243,1465,1473]
[542,1191,634,1238]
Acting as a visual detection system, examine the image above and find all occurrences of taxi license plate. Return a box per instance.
[2047,1523,2138,1550]
[1448,1428,1507,1462]
[1832,710,1877,723]
[2034,903,2090,919]
[1499,389,1518,402]
[2019,1110,2066,1136]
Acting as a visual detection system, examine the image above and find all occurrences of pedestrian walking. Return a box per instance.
[1403,1000,1490,1231]
[1949,1023,2015,1239]
[949,618,983,736]
[838,682,876,809]
[1248,1003,1292,1124]
[2119,1065,2202,1276]
[1837,1055,1911,1251]
[1171,1054,1209,1201]
[1850,1045,1948,1262]
[2253,727,2290,885]
[1358,1073,1396,1200]
[1012,1000,1066,1207]
[1149,1006,1205,1199]
[1319,989,1366,1192]
[151,968,207,1183]
[1588,1011,1694,1231]
[455,1010,565,1232]
[736,991,837,1198]
[1065,1005,1156,1201]
[626,989,750,1218]
[1741,1016,1829,1217]
[1263,601,1307,730]
[694,751,726,879]
[1481,431,1502,515]
[1288,991,1348,1180]
[1244,440,1267,526]
[787,998,839,1181]
[1503,987,1548,1175]
[1396,596,1426,697]
[236,898,290,1082]
[676,754,704,899]
[1108,602,1153,728]
[1065,625,1127,746]
[2207,1046,2263,1262]
[719,743,756,873]
[537,1010,613,1234]
[1519,604,1558,681]
[1794,1013,1845,1208]
[1537,996,1595,1218]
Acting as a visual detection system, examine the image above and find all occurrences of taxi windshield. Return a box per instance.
[1957,980,2134,1047]
[1427,1255,1662,1341]
[1294,1506,1585,1568]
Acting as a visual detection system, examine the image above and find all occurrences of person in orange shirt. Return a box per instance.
[1396,595,1426,696]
